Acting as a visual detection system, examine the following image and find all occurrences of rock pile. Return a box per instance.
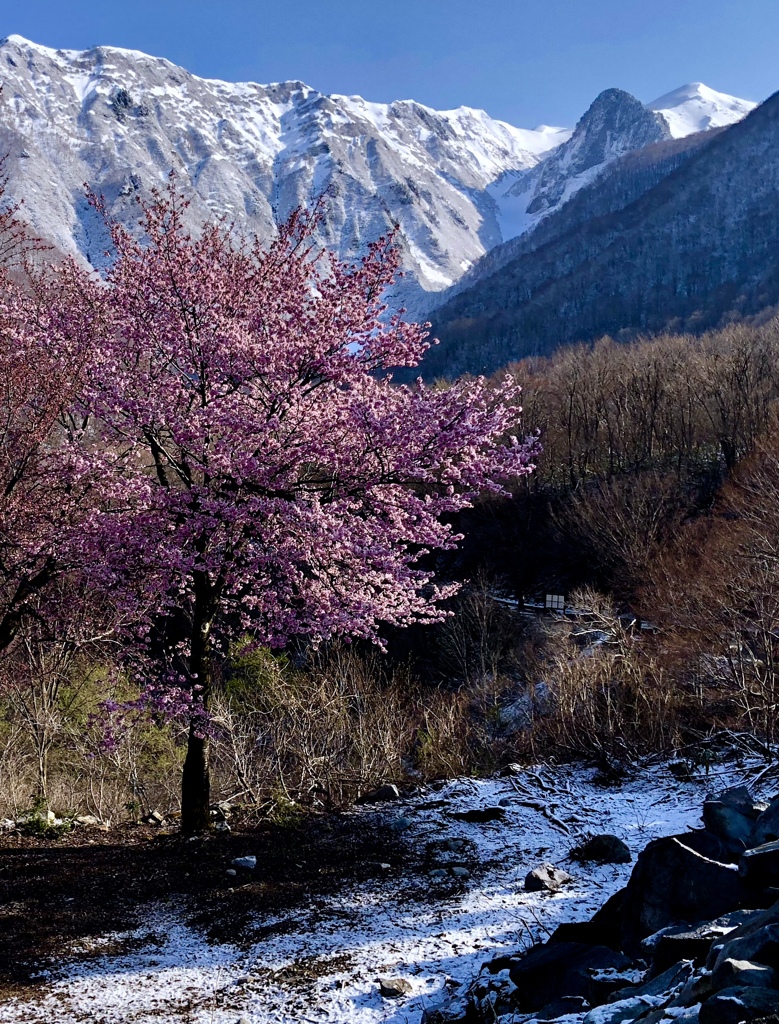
[424,785,779,1024]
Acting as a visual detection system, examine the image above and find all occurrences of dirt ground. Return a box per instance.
[0,811,409,999]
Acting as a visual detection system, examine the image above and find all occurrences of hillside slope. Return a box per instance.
[425,92,779,377]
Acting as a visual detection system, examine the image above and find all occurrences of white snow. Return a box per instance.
[0,758,772,1024]
[62,72,100,104]
[1,34,169,65]
[648,82,757,139]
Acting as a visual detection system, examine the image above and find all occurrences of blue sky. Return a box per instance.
[4,0,777,127]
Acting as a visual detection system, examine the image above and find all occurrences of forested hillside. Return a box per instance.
[425,92,779,377]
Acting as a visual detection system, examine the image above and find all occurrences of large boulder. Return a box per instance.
[508,941,633,1011]
[534,995,590,1020]
[583,993,671,1024]
[710,924,779,973]
[709,902,779,971]
[574,834,632,864]
[609,961,695,1005]
[704,786,763,854]
[711,958,777,993]
[620,831,751,955]
[700,986,779,1024]
[550,888,626,950]
[647,911,760,975]
[752,794,779,847]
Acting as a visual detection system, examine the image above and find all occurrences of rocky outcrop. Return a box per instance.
[620,831,751,955]
[424,784,779,1024]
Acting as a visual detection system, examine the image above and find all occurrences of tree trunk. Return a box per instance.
[181,721,211,833]
[180,580,213,833]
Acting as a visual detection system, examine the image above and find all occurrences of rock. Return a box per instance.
[451,866,470,879]
[508,941,633,1011]
[668,1008,704,1024]
[713,902,779,941]
[357,784,400,804]
[620,832,751,955]
[450,807,506,824]
[609,961,694,1004]
[591,887,629,939]
[552,921,613,945]
[584,994,670,1024]
[711,958,777,993]
[443,839,467,853]
[700,987,779,1024]
[378,976,412,998]
[232,856,257,870]
[752,795,779,847]
[707,902,779,968]
[642,1010,695,1024]
[741,842,779,889]
[525,863,572,893]
[225,868,237,877]
[574,834,632,864]
[537,995,590,1019]
[704,801,754,852]
[429,869,448,879]
[144,809,165,825]
[389,816,413,832]
[675,970,717,1008]
[707,786,764,818]
[711,923,779,973]
[548,917,622,946]
[648,914,759,974]
[74,814,101,826]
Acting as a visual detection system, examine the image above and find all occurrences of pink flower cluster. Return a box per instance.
[0,181,538,717]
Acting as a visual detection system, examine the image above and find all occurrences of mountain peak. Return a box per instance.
[648,82,757,138]
[576,87,669,142]
[1,32,159,63]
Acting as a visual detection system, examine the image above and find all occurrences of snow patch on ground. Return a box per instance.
[0,760,771,1023]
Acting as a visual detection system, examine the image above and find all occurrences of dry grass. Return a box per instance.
[0,585,771,823]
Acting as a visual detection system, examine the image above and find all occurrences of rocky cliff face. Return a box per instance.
[0,35,756,314]
[524,89,672,217]
[0,34,565,306]
[485,89,674,248]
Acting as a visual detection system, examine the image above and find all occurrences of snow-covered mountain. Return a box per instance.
[650,82,757,138]
[485,83,757,245]
[0,34,563,302]
[0,34,757,305]
[426,90,779,378]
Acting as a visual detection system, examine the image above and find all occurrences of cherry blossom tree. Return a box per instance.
[82,184,538,831]
[0,202,102,655]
